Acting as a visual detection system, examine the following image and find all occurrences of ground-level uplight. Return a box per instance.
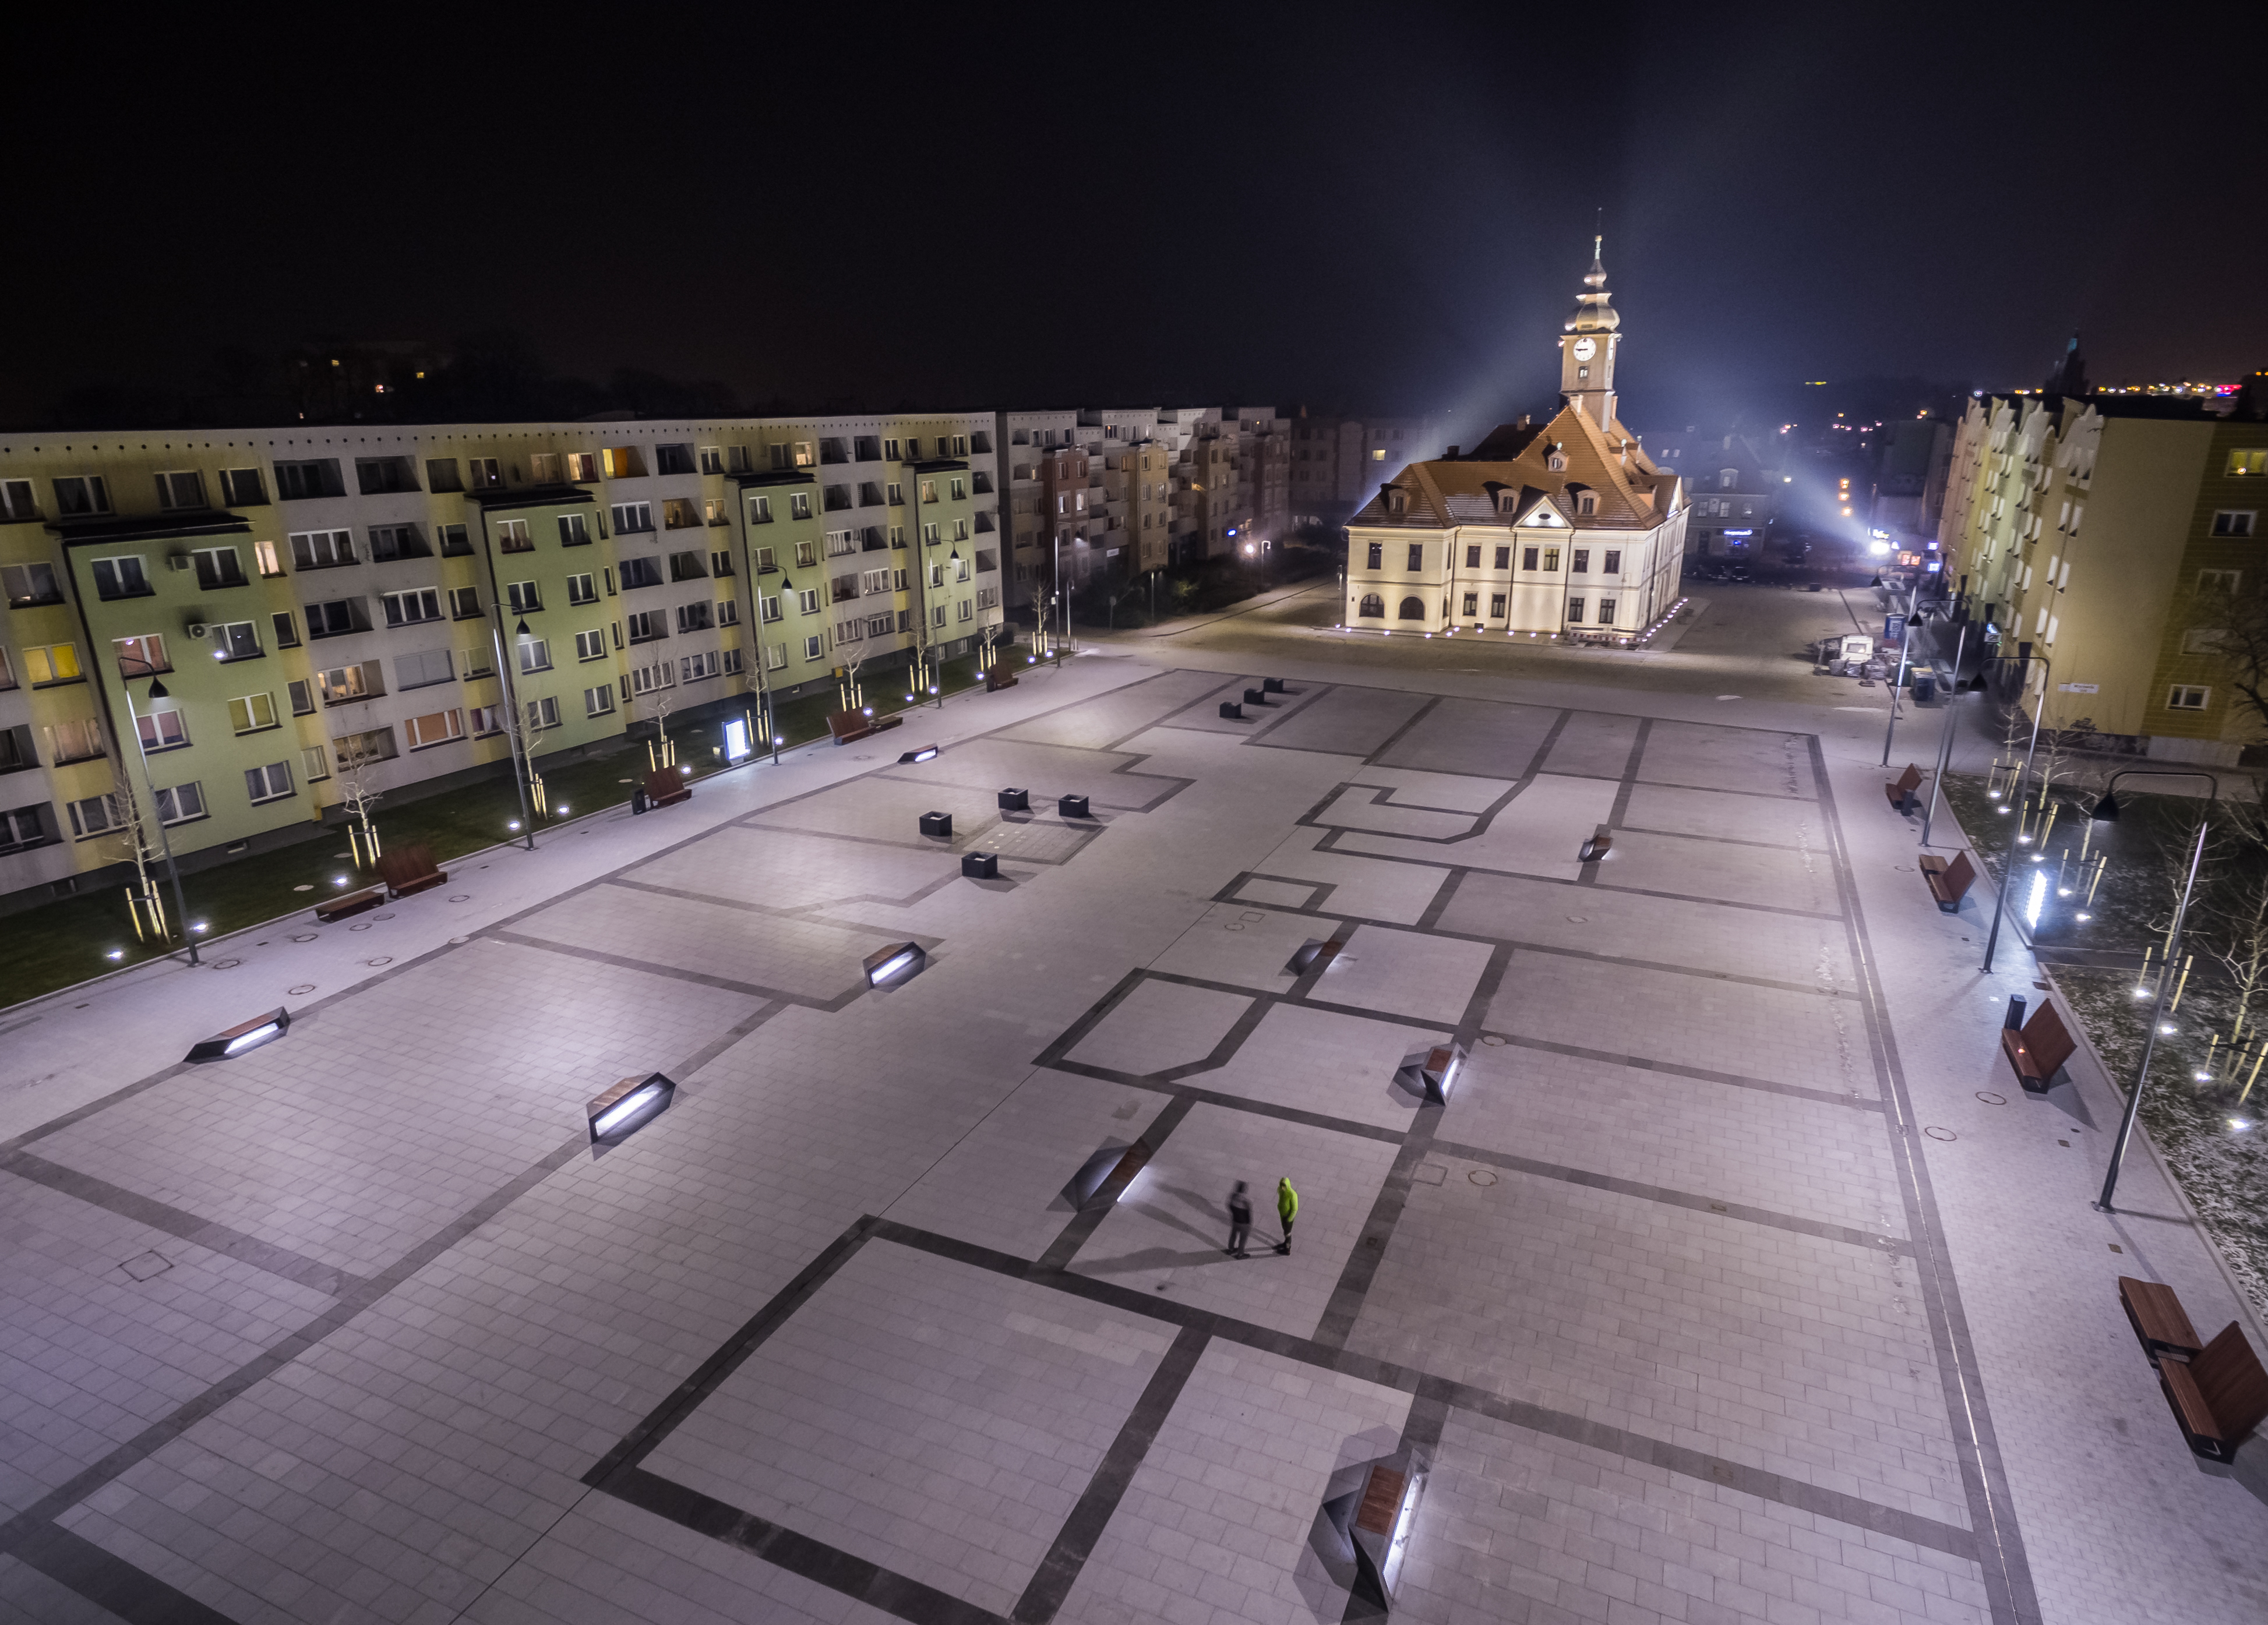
[587,1072,676,1144]
[190,922,208,933]
[107,949,124,960]
[185,1006,292,1064]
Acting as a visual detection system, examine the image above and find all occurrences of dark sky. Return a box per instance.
[8,1,2261,439]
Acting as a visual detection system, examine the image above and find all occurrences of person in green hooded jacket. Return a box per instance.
[1275,1176,1299,1254]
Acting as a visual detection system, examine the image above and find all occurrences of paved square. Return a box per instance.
[2,655,2260,1625]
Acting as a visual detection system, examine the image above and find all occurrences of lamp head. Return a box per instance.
[146,678,169,701]
[515,619,532,637]
[2089,790,2121,823]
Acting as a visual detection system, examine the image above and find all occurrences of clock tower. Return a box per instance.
[1559,235,1622,426]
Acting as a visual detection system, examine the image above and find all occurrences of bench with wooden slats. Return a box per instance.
[2118,1277,2203,1366]
[2159,1322,2268,1462]
[644,767,691,808]
[1885,762,1925,812]
[375,844,447,899]
[1918,851,1976,912]
[2001,1001,2077,1093]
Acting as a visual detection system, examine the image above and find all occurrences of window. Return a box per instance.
[566,573,598,606]
[716,598,740,627]
[0,479,34,518]
[24,642,80,686]
[376,524,433,561]
[271,609,300,648]
[1572,549,1590,573]
[1465,546,1482,568]
[0,804,47,850]
[468,458,502,490]
[1490,594,1507,618]
[396,648,454,690]
[584,684,615,717]
[1577,493,1596,515]
[567,452,601,482]
[1542,547,1561,571]
[2184,628,2227,655]
[319,662,380,704]
[749,494,773,524]
[1371,448,1386,462]
[404,708,465,750]
[210,467,264,507]
[710,548,734,578]
[575,628,607,662]
[306,598,362,638]
[2212,511,2256,538]
[1404,543,1423,571]
[133,709,185,751]
[681,651,721,683]
[3,562,64,606]
[1397,596,1426,620]
[1597,599,1617,625]
[334,726,400,765]
[507,580,542,614]
[90,556,150,599]
[1462,592,1479,616]
[156,471,207,510]
[445,586,481,620]
[2168,685,2211,711]
[252,539,283,577]
[803,634,824,660]
[1602,549,1621,573]
[795,588,820,616]
[299,743,330,780]
[227,693,278,733]
[468,706,505,738]
[245,761,294,803]
[2228,450,2268,478]
[356,457,418,494]
[68,793,125,838]
[458,640,492,677]
[112,634,168,677]
[273,459,343,500]
[383,588,442,626]
[193,547,247,589]
[626,609,668,642]
[153,782,206,824]
[629,658,674,695]
[289,679,316,715]
[494,518,534,553]
[612,502,654,533]
[530,454,560,482]
[669,550,708,582]
[426,458,463,492]
[518,638,552,673]
[619,557,664,590]
[1568,598,1586,623]
[292,529,355,568]
[52,475,110,515]
[2199,570,2242,594]
[760,593,781,623]
[437,524,472,556]
[557,513,592,547]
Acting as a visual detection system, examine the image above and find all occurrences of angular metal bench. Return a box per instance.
[2160,1323,2268,1462]
[1885,762,1925,812]
[2000,1001,2076,1093]
[2118,1277,2204,1366]
[1918,850,1976,912]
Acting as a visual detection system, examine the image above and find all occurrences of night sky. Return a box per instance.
[8,3,2260,437]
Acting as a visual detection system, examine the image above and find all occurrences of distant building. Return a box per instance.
[1936,379,2268,764]
[1868,415,1952,546]
[1340,241,1687,638]
[1289,412,1440,528]
[1645,430,1779,557]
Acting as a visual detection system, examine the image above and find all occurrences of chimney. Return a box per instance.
[1445,445,1460,459]
[1518,414,1532,429]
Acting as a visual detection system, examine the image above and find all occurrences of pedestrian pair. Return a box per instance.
[1226,1177,1298,1257]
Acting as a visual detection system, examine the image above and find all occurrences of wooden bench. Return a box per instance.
[375,844,447,899]
[2118,1277,2204,1366]
[2160,1322,2268,1462]
[314,885,384,923]
[1580,833,1612,863]
[2000,1001,2077,1093]
[1885,762,1925,812]
[1918,850,1976,912]
[644,767,691,809]
[826,708,903,745]
[986,669,1020,692]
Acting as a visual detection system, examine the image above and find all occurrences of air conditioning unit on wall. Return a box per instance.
[186,622,209,640]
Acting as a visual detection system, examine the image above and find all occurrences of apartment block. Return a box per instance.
[0,412,1003,910]
[1937,384,2268,764]
[1288,412,1438,527]
[997,408,1212,613]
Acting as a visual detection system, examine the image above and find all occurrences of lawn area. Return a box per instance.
[1941,768,2268,1316]
[0,649,1006,1011]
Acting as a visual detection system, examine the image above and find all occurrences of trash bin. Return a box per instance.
[631,787,648,815]
[1914,673,1938,704]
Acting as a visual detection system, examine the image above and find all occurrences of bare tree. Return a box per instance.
[498,697,560,814]
[96,756,172,942]
[2185,580,2268,847]
[2207,860,2268,1059]
[333,730,389,867]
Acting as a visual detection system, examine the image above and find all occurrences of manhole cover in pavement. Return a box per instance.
[1976,1091,2008,1105]
[1565,915,1588,923]
[367,956,393,967]
[289,984,316,995]
[1240,911,1266,922]
[373,912,395,921]
[349,923,372,931]
[1480,1034,1508,1046]
[211,959,240,970]
[449,935,469,945]
[291,933,318,943]
[1923,1126,1957,1141]
[121,1251,172,1282]
[1468,1169,1498,1186]
[1225,924,1243,932]
[449,894,471,902]
[1893,864,1914,871]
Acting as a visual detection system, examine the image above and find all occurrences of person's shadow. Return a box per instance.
[1075,1181,1267,1274]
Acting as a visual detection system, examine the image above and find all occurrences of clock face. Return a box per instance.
[1572,337,1596,361]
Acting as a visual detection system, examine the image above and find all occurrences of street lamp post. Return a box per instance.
[2092,769,2219,1213]
[1918,619,1970,847]
[492,613,538,852]
[116,667,201,966]
[1881,574,1921,766]
[1980,650,2050,973]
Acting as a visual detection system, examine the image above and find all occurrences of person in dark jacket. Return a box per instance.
[1226,1181,1252,1257]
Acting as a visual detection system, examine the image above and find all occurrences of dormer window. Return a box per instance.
[1719,468,1737,490]
[1386,489,1408,517]
[1579,494,1597,515]
[1546,446,1567,472]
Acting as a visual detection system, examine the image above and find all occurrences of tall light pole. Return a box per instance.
[2092,769,2218,1213]
[491,613,537,852]
[1980,650,2050,973]
[1881,571,1921,765]
[115,663,200,966]
[1918,618,1970,848]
